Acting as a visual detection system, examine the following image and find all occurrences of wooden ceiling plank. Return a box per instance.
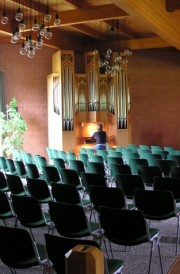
[112,0,180,50]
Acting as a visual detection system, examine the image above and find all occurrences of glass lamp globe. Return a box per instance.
[1,12,8,24]
[27,47,35,58]
[15,8,23,22]
[54,14,61,26]
[20,43,27,55]
[45,28,52,40]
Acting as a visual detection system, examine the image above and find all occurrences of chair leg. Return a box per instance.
[157,244,164,274]
[176,215,180,256]
[148,241,153,274]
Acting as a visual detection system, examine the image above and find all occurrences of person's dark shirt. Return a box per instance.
[91,131,107,144]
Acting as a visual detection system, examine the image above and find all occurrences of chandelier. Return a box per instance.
[94,19,132,77]
[0,0,61,58]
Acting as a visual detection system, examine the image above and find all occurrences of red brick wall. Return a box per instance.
[1,45,179,159]
[0,44,56,158]
[128,49,180,149]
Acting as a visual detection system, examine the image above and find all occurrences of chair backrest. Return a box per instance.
[69,159,85,175]
[134,189,176,220]
[60,168,82,188]
[154,159,177,176]
[96,150,108,162]
[153,176,180,201]
[37,156,48,171]
[107,156,124,166]
[51,183,81,204]
[99,207,149,246]
[78,153,89,168]
[171,166,180,178]
[42,165,61,185]
[0,225,47,270]
[6,173,28,196]
[129,158,148,175]
[115,174,145,199]
[0,192,15,224]
[80,172,107,193]
[26,163,41,179]
[52,158,66,171]
[6,158,17,174]
[44,234,100,274]
[66,151,76,161]
[0,156,9,172]
[11,194,48,228]
[108,151,123,158]
[89,185,127,212]
[125,152,139,164]
[87,162,106,176]
[137,165,162,187]
[24,152,34,164]
[167,155,180,167]
[58,150,68,163]
[145,153,162,166]
[0,171,9,191]
[110,164,132,179]
[48,201,91,237]
[89,155,104,164]
[26,177,52,203]
[14,160,27,178]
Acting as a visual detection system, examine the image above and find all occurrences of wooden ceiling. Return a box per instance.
[0,0,180,53]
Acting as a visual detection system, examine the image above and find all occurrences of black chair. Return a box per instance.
[45,234,124,274]
[26,163,42,179]
[26,177,53,204]
[0,192,16,226]
[51,183,91,208]
[48,201,100,238]
[87,161,106,177]
[11,194,52,240]
[99,207,163,274]
[115,174,145,200]
[134,189,180,255]
[171,166,180,178]
[69,159,86,176]
[0,225,48,272]
[137,165,162,187]
[110,164,132,181]
[42,165,61,186]
[154,159,177,177]
[6,158,17,175]
[89,185,128,216]
[153,176,180,203]
[14,160,27,178]
[80,172,107,195]
[60,168,83,190]
[0,156,9,172]
[6,173,29,196]
[0,171,10,194]
[128,158,148,175]
[52,157,66,172]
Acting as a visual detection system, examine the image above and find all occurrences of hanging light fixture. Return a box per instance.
[94,19,132,77]
[0,0,61,58]
[1,0,8,25]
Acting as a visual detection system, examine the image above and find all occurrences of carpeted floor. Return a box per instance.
[0,207,179,274]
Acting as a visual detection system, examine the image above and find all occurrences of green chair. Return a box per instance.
[52,157,66,172]
[14,160,27,178]
[153,176,180,203]
[51,149,60,159]
[164,146,176,155]
[46,147,54,161]
[6,174,29,196]
[45,234,124,274]
[108,151,123,158]
[124,152,139,165]
[154,159,177,177]
[80,172,107,195]
[87,162,106,177]
[115,174,145,200]
[126,144,138,153]
[48,201,100,238]
[134,189,180,255]
[99,206,163,274]
[26,177,53,204]
[11,194,52,240]
[24,152,34,164]
[0,156,9,173]
[139,145,150,150]
[42,165,61,186]
[0,171,10,194]
[69,159,85,176]
[66,151,77,161]
[6,158,17,175]
[36,156,49,172]
[128,158,148,175]
[60,168,83,190]
[107,156,124,166]
[96,149,108,162]
[0,192,16,226]
[58,150,68,164]
[171,166,180,178]
[79,147,87,154]
[167,155,180,166]
[110,164,132,181]
[51,183,91,208]
[146,153,162,166]
[89,155,104,164]
[78,153,89,169]
[0,226,48,272]
[26,163,42,179]
[151,145,163,152]
[137,165,162,187]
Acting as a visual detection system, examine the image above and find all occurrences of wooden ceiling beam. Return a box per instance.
[166,0,180,12]
[112,0,180,50]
